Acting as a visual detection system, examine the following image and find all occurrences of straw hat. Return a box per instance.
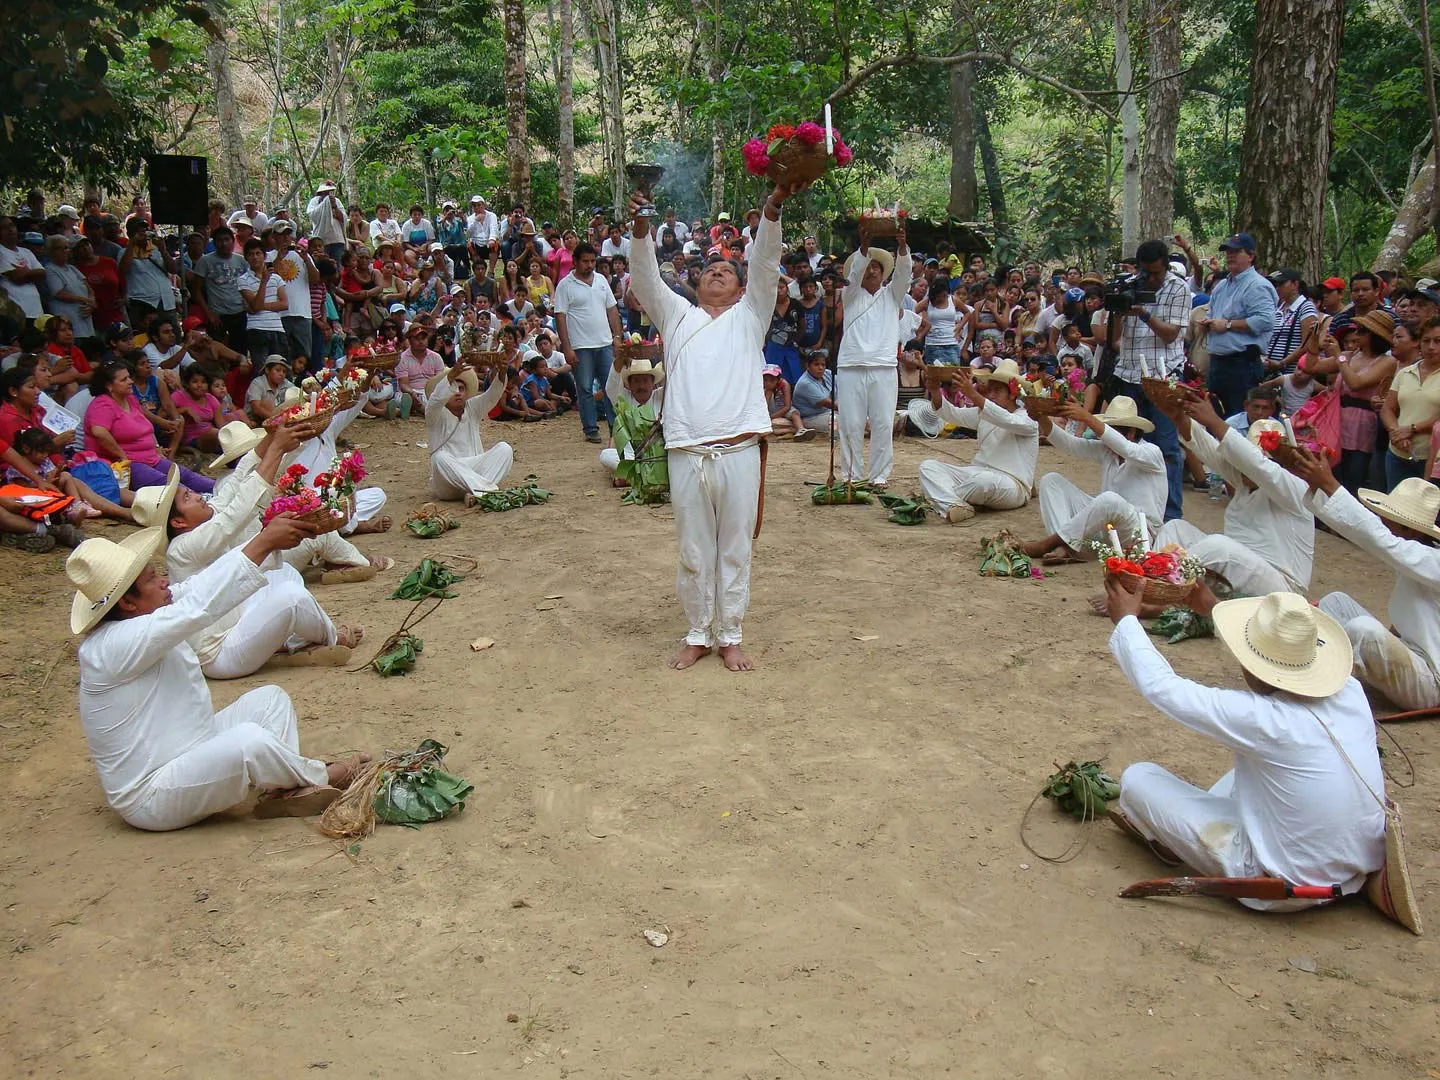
[1358,477,1440,541]
[67,528,167,634]
[1352,309,1395,344]
[907,397,944,438]
[1248,418,1286,451]
[426,368,479,397]
[622,357,664,386]
[211,421,266,469]
[280,386,304,408]
[1210,591,1352,698]
[129,465,180,529]
[1095,395,1154,433]
[844,248,895,282]
[975,358,1022,386]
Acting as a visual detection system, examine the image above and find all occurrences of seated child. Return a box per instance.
[361,373,398,419]
[127,351,182,448]
[173,366,224,452]
[762,364,813,440]
[895,339,927,435]
[519,356,561,416]
[494,369,544,421]
[208,372,250,429]
[6,427,100,521]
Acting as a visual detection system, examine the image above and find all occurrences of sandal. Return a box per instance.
[253,785,342,819]
[1108,808,1184,867]
[266,644,353,668]
[316,564,378,585]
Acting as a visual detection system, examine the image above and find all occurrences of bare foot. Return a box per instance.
[669,644,711,670]
[351,515,392,534]
[368,554,394,570]
[611,476,628,488]
[718,644,754,671]
[325,751,373,789]
[463,494,478,508]
[335,624,365,648]
[1042,546,1083,565]
[1087,593,1169,619]
[1019,538,1054,558]
[1087,593,1111,617]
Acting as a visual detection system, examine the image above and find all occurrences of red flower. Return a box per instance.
[766,123,797,142]
[1140,552,1178,579]
[1256,429,1282,453]
[793,121,825,146]
[1105,556,1146,577]
[832,138,854,167]
[742,138,772,177]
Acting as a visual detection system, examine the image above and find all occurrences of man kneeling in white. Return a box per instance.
[1103,571,1384,910]
[69,517,370,831]
[918,360,1039,526]
[426,362,511,503]
[1021,396,1166,561]
[1285,449,1440,710]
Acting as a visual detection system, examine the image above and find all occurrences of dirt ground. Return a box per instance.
[0,417,1436,1079]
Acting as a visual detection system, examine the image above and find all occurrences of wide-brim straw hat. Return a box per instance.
[67,527,167,634]
[907,397,944,438]
[129,464,180,529]
[1247,417,1286,451]
[427,368,479,397]
[975,358,1023,386]
[622,357,664,386]
[1096,395,1154,433]
[211,420,265,468]
[1210,591,1352,698]
[1358,477,1440,541]
[1352,309,1395,344]
[844,248,895,282]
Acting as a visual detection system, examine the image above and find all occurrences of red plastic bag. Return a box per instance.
[1290,387,1341,463]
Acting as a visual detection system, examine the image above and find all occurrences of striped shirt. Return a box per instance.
[1266,295,1318,371]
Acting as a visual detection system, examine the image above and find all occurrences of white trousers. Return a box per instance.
[122,685,328,831]
[1037,474,1149,553]
[918,460,1027,513]
[1154,518,1289,596]
[282,530,368,571]
[202,565,337,680]
[599,447,620,472]
[669,442,759,647]
[1319,592,1440,710]
[837,366,898,484]
[342,487,388,534]
[430,443,515,499]
[1118,764,1317,912]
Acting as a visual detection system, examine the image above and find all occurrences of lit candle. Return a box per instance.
[1107,524,1124,557]
[824,103,833,154]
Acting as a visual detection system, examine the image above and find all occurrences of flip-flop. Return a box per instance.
[1107,808,1183,867]
[266,644,353,668]
[317,564,378,585]
[792,428,818,442]
[253,785,342,819]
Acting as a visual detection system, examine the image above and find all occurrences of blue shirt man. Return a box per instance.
[1202,232,1277,416]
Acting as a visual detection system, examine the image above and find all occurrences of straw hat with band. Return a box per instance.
[129,464,181,529]
[426,367,479,398]
[907,397,945,438]
[975,358,1023,386]
[67,528,168,634]
[212,421,266,468]
[622,358,664,386]
[1095,395,1154,433]
[1210,591,1352,698]
[1358,477,1440,541]
[1247,417,1286,450]
[1350,309,1395,344]
[844,248,895,283]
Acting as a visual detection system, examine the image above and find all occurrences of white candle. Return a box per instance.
[1282,415,1297,444]
[1137,529,1150,555]
[1107,524,1124,557]
[824,103,833,154]
[309,391,317,411]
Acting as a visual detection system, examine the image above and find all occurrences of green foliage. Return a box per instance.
[1025,129,1113,266]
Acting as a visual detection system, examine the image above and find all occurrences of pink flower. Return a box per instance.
[832,139,854,167]
[742,138,772,177]
[794,121,825,147]
[262,489,323,525]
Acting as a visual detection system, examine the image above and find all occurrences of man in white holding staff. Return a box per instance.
[627,177,809,672]
[837,218,911,488]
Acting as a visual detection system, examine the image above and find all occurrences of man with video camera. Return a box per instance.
[1105,238,1191,521]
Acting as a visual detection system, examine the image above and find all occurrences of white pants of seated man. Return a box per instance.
[202,565,338,680]
[1038,474,1149,553]
[343,487,387,535]
[1153,518,1290,597]
[430,444,515,500]
[1319,592,1440,710]
[837,367,897,484]
[670,442,759,647]
[282,530,368,571]
[1118,764,1319,912]
[122,685,328,831]
[918,461,1028,513]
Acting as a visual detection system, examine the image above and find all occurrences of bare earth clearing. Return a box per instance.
[1,420,1436,1078]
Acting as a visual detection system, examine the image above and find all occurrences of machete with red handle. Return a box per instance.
[1120,876,1342,901]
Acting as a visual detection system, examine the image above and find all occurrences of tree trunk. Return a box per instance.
[1139,0,1181,241]
[1115,0,1140,255]
[205,12,248,208]
[557,0,575,226]
[975,86,1007,231]
[260,0,283,208]
[1373,146,1437,274]
[1236,0,1344,279]
[325,28,356,202]
[588,0,625,216]
[502,0,531,208]
[948,57,978,220]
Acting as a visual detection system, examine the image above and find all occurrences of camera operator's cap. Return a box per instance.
[1219,232,1256,252]
[1267,267,1302,284]
[1321,276,1347,291]
[1064,286,1086,302]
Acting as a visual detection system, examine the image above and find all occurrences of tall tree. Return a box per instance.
[325,26,357,201]
[503,0,532,207]
[1115,0,1140,255]
[1138,0,1181,240]
[1373,146,1436,273]
[205,10,249,208]
[948,58,978,220]
[975,85,1008,234]
[1236,0,1345,278]
[557,0,575,225]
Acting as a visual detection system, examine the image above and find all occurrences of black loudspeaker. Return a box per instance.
[147,155,209,227]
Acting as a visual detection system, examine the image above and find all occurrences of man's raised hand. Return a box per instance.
[1103,570,1146,625]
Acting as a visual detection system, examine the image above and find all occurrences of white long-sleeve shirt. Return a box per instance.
[837,249,914,367]
[467,209,499,247]
[1047,423,1167,526]
[168,469,274,584]
[1181,422,1314,589]
[936,396,1039,491]
[1109,615,1384,894]
[628,213,778,449]
[1310,485,1440,675]
[77,549,268,815]
[425,373,506,461]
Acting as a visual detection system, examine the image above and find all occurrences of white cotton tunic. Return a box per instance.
[935,396,1040,492]
[1109,615,1385,895]
[426,373,507,461]
[1047,423,1167,527]
[1310,486,1440,674]
[837,249,914,367]
[629,213,777,449]
[77,549,268,816]
[1181,422,1314,589]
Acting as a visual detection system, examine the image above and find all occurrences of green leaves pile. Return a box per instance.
[979,535,1032,579]
[474,476,553,512]
[405,514,455,538]
[372,632,423,677]
[811,482,871,505]
[875,491,934,525]
[372,739,474,828]
[1042,761,1120,821]
[1149,605,1215,644]
[390,559,464,600]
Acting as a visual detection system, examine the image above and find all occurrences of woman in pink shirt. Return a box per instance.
[547,230,577,283]
[394,324,444,418]
[83,362,214,492]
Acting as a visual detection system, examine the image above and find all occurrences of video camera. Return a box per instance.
[1102,272,1157,313]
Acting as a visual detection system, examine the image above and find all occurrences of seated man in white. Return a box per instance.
[600,356,664,476]
[1021,396,1167,562]
[1285,450,1440,710]
[130,464,362,679]
[1152,392,1314,596]
[917,359,1039,525]
[426,362,511,503]
[69,516,371,831]
[1103,571,1384,911]
[284,388,391,535]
